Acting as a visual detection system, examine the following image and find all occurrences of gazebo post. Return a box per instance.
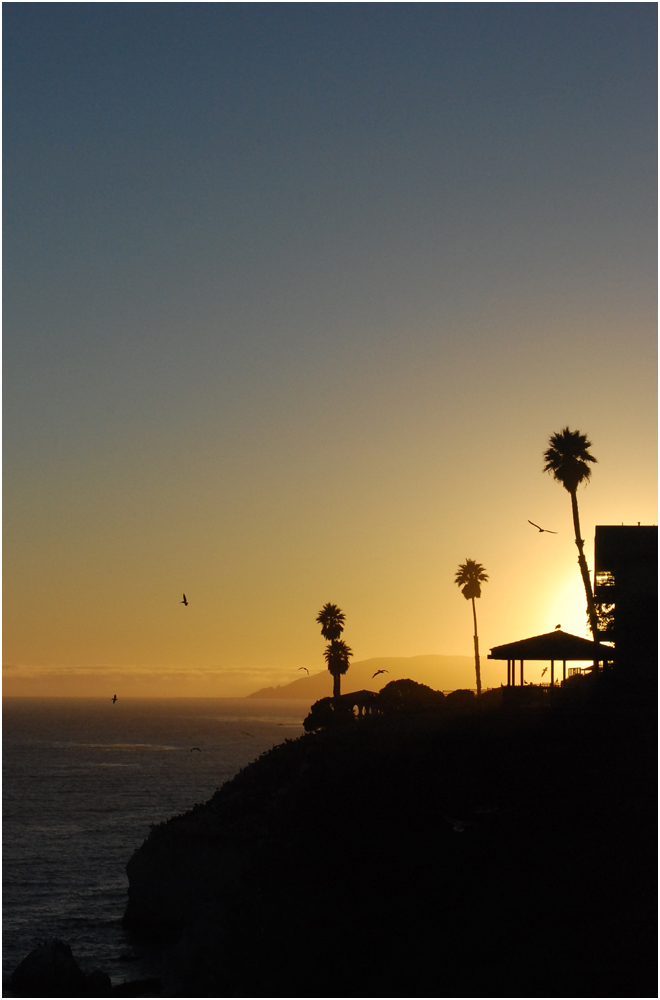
[520,660,524,686]
[550,659,554,687]
[562,659,566,682]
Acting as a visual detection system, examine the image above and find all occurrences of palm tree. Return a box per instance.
[543,427,599,638]
[323,639,353,700]
[316,603,349,700]
[316,603,346,641]
[454,559,489,696]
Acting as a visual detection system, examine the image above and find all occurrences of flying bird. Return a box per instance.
[372,669,389,678]
[190,747,202,752]
[112,694,117,704]
[541,667,548,677]
[444,816,471,834]
[298,667,310,674]
[528,521,557,534]
[180,594,189,606]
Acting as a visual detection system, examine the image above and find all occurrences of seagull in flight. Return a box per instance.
[112,694,117,704]
[528,521,557,534]
[444,816,471,834]
[372,669,389,678]
[180,594,189,606]
[541,667,548,677]
[190,747,202,752]
[298,667,309,674]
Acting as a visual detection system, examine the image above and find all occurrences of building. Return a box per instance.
[594,525,657,675]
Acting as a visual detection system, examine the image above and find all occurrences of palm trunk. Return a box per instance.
[570,489,599,639]
[333,672,341,701]
[471,596,482,697]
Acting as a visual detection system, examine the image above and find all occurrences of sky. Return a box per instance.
[4,3,657,697]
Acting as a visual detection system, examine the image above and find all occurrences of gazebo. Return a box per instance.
[488,629,614,686]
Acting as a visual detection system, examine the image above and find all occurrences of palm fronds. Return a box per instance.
[543,427,597,494]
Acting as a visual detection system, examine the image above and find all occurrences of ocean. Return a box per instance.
[2,697,310,992]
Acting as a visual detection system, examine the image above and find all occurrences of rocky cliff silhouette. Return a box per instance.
[124,674,656,997]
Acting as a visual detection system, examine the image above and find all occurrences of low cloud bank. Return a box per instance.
[3,653,513,698]
[2,663,298,698]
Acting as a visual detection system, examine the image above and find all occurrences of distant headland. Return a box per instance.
[246,654,487,699]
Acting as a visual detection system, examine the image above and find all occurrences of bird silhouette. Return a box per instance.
[444,816,471,834]
[528,520,557,534]
[555,624,561,629]
[190,747,202,752]
[112,694,117,704]
[298,667,309,674]
[372,669,389,678]
[180,594,188,606]
[541,667,548,677]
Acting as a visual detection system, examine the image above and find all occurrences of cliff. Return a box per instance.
[124,676,656,997]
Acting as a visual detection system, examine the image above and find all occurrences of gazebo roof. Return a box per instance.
[488,629,612,661]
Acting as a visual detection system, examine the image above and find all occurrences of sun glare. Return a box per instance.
[545,572,590,640]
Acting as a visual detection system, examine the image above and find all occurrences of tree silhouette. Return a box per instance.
[377,678,445,714]
[543,427,599,638]
[316,603,346,641]
[317,603,350,700]
[454,559,489,696]
[323,639,353,700]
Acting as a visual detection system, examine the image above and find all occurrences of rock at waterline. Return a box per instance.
[10,939,112,998]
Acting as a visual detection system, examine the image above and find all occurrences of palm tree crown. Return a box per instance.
[323,639,353,678]
[543,427,597,494]
[316,602,346,641]
[454,559,489,601]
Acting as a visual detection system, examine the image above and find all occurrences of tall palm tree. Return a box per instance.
[323,639,353,700]
[543,427,599,638]
[317,603,349,700]
[316,602,346,642]
[454,559,489,696]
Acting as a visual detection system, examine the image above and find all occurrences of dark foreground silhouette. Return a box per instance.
[10,938,160,997]
[119,671,656,998]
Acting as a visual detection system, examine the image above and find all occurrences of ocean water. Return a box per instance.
[2,697,309,990]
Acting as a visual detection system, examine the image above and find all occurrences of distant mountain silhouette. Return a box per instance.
[246,655,480,699]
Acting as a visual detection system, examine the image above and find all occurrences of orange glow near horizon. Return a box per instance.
[3,8,655,699]
[4,488,655,698]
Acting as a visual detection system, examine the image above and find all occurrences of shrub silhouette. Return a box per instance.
[377,678,445,714]
[445,688,476,710]
[303,696,354,733]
